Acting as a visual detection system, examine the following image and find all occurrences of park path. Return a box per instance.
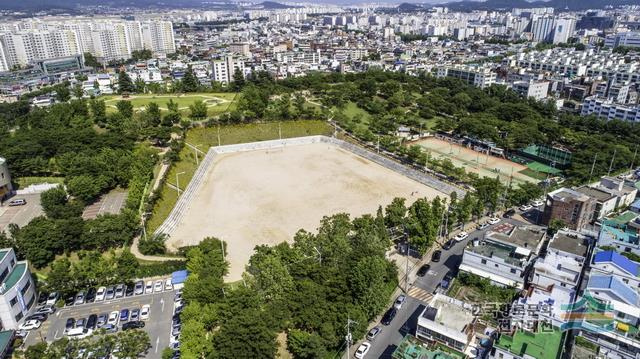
[131,160,184,262]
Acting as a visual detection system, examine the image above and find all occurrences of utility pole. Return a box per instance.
[217,124,221,146]
[345,318,358,359]
[630,145,638,172]
[588,153,598,184]
[608,148,617,176]
[278,122,282,140]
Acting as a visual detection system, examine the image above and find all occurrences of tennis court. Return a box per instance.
[415,137,539,185]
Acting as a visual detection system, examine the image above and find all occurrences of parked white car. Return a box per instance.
[95,287,106,302]
[454,231,469,242]
[487,217,500,225]
[354,342,371,359]
[165,278,173,291]
[531,200,544,207]
[519,204,533,211]
[107,311,119,326]
[140,304,150,320]
[19,320,41,330]
[145,281,153,294]
[154,280,163,293]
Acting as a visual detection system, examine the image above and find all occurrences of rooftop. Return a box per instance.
[548,187,592,203]
[575,186,615,202]
[494,328,563,359]
[0,331,12,355]
[484,223,546,252]
[549,231,589,258]
[392,335,463,359]
[606,211,639,227]
[593,250,639,277]
[599,224,639,245]
[2,262,26,292]
[422,295,475,333]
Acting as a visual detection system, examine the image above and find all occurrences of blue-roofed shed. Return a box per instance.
[172,270,188,289]
[631,199,640,213]
[593,250,640,276]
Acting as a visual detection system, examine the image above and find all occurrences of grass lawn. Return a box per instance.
[101,93,238,117]
[14,176,64,189]
[146,120,333,233]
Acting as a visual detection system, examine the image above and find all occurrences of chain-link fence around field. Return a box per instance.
[154,135,465,238]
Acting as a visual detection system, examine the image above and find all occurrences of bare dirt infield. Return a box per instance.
[415,137,537,185]
[166,142,447,281]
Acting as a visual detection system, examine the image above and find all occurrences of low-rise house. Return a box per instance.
[491,327,563,359]
[416,294,479,357]
[460,223,546,289]
[598,224,640,257]
[532,230,590,291]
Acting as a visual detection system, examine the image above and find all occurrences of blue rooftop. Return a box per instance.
[588,275,639,306]
[593,250,640,277]
[172,270,188,285]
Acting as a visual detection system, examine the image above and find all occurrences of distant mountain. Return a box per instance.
[397,2,430,12]
[246,1,298,10]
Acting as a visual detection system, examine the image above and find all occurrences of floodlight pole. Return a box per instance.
[217,124,221,146]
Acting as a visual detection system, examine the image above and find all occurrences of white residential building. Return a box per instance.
[532,230,590,291]
[581,96,640,123]
[416,294,478,357]
[605,32,640,49]
[0,248,37,330]
[212,55,245,85]
[459,223,546,289]
[512,80,549,100]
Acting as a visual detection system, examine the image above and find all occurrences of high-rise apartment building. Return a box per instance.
[0,19,176,69]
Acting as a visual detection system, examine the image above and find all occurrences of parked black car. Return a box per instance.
[381,307,397,325]
[122,321,145,330]
[417,264,431,277]
[442,239,454,250]
[64,295,75,306]
[503,209,516,218]
[125,284,135,297]
[431,250,442,262]
[85,288,96,303]
[86,314,98,329]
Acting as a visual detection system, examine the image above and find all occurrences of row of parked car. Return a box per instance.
[167,289,184,358]
[43,278,173,308]
[63,304,151,340]
[353,294,408,358]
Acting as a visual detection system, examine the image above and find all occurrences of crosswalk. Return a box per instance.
[407,286,434,303]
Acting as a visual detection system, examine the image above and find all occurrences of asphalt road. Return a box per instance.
[355,214,534,359]
[24,288,176,359]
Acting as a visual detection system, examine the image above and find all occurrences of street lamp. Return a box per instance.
[176,171,185,196]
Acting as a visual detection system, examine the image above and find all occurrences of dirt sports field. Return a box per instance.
[415,137,538,185]
[167,142,447,281]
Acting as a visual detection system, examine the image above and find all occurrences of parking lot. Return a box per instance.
[0,193,43,231]
[23,283,179,359]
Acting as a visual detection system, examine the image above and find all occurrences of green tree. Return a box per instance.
[117,70,135,94]
[66,175,102,202]
[231,67,245,91]
[40,186,82,219]
[116,100,134,119]
[189,100,208,121]
[55,85,71,102]
[83,52,101,68]
[287,329,327,359]
[183,237,228,303]
[89,99,107,126]
[131,49,153,61]
[181,65,199,93]
[138,233,167,255]
[385,197,407,228]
